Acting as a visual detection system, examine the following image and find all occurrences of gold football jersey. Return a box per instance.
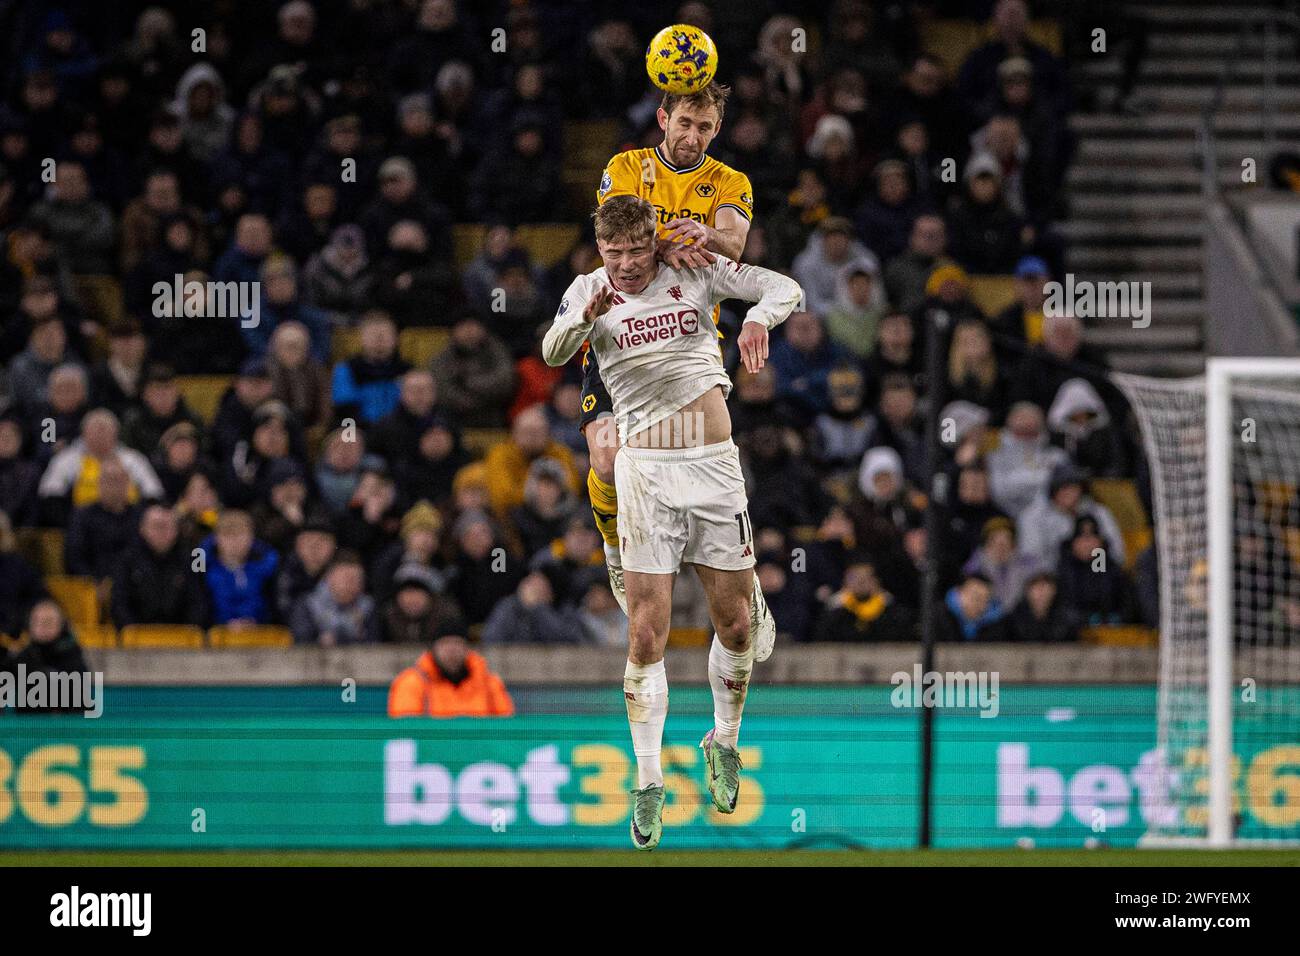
[596,146,754,229]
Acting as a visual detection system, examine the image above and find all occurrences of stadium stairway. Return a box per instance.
[1063,0,1300,376]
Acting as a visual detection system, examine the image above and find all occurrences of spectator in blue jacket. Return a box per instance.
[769,311,854,425]
[200,509,279,626]
[331,310,410,425]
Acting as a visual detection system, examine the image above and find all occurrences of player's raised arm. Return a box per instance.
[541,279,614,367]
[706,257,804,332]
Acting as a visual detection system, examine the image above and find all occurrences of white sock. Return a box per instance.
[624,659,668,788]
[604,542,622,570]
[708,635,753,749]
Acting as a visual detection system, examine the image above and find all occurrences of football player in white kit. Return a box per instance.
[543,196,802,849]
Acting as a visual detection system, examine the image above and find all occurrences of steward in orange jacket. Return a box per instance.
[388,635,515,717]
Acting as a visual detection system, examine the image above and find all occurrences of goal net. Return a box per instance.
[1116,359,1300,846]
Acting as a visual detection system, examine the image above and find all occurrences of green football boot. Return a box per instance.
[700,729,743,813]
[629,784,666,850]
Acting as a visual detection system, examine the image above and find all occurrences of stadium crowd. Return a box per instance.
[0,0,1159,674]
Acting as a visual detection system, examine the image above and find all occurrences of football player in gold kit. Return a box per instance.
[580,82,777,662]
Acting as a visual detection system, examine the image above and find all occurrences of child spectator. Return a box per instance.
[200,509,279,626]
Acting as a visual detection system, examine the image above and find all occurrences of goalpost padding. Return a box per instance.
[1117,359,1300,847]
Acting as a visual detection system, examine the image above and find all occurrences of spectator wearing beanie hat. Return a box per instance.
[371,500,447,603]
[375,562,464,644]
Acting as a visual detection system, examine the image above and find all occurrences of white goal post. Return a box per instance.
[1117,358,1300,848]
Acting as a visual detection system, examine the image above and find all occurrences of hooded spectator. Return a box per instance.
[1017,461,1126,571]
[792,217,880,317]
[1046,378,1126,478]
[1054,515,1134,625]
[986,401,1068,519]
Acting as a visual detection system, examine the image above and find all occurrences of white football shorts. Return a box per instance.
[614,438,756,574]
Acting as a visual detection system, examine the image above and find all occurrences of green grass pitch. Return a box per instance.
[5,849,1299,867]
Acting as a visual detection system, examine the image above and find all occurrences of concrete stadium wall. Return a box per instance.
[87,644,1159,686]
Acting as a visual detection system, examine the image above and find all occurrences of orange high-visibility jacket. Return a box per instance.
[388,650,515,718]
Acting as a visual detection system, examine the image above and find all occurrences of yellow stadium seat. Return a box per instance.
[668,627,710,648]
[453,223,582,272]
[76,625,118,649]
[517,224,580,267]
[331,327,362,362]
[969,275,1017,318]
[119,625,205,649]
[15,527,65,576]
[176,375,233,424]
[1080,625,1158,648]
[1090,478,1150,534]
[1122,528,1153,570]
[46,575,100,628]
[565,119,621,167]
[399,327,450,367]
[922,18,1061,73]
[208,625,293,649]
[462,428,510,458]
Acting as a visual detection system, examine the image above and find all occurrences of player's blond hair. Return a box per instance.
[661,83,730,123]
[592,195,657,245]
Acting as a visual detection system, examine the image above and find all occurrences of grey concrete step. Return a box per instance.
[1129,4,1291,25]
[1069,193,1206,218]
[1083,84,1300,112]
[1070,113,1300,136]
[1147,32,1293,56]
[1076,300,1206,327]
[1085,325,1203,350]
[1076,139,1284,163]
[1106,350,1206,376]
[1078,58,1300,81]
[1066,165,1244,192]
[1058,220,1202,243]
[1075,272,1203,298]
[1066,246,1203,271]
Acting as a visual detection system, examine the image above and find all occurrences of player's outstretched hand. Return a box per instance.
[737,321,769,373]
[658,238,716,269]
[584,285,616,323]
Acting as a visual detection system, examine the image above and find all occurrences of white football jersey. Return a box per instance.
[543,256,803,442]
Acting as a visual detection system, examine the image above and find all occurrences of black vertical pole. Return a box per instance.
[918,308,949,849]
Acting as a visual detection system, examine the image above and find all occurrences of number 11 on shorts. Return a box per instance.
[734,510,752,544]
